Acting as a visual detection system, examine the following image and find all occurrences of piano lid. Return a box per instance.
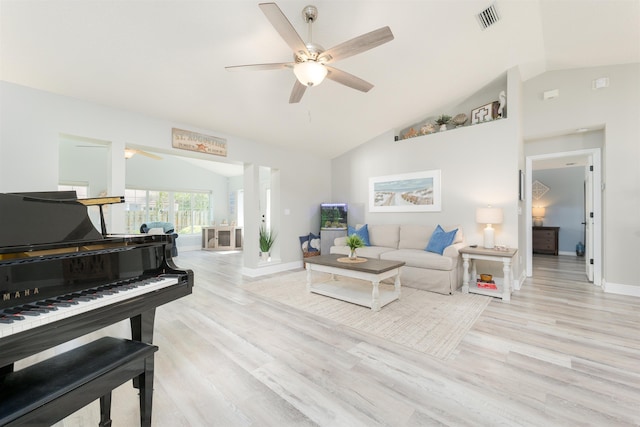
[0,192,104,248]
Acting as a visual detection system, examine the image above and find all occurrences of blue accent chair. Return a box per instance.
[140,222,178,257]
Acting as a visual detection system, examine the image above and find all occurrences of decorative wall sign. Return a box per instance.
[532,180,549,200]
[369,170,441,212]
[172,128,227,157]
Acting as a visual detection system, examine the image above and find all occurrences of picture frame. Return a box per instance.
[369,170,441,212]
[519,170,525,201]
[471,101,499,124]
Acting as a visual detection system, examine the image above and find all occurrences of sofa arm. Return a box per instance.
[443,242,465,261]
[334,236,347,246]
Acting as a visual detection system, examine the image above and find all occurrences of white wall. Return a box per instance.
[0,81,332,272]
[523,63,640,290]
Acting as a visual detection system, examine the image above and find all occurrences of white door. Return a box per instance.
[584,159,594,281]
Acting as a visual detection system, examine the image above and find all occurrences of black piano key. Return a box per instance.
[22,304,51,313]
[36,301,59,310]
[4,308,40,316]
[55,297,79,305]
[42,299,70,307]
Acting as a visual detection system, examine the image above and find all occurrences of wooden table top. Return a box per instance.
[305,254,405,274]
[459,246,518,257]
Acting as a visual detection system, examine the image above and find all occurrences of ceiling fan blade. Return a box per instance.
[325,66,374,93]
[225,62,293,72]
[129,149,162,160]
[319,26,394,64]
[259,2,309,58]
[289,80,307,103]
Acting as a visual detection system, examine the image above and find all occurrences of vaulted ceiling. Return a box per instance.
[1,0,638,159]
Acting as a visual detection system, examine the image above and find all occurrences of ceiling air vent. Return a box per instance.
[477,3,500,30]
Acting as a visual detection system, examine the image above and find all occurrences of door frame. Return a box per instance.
[525,148,602,286]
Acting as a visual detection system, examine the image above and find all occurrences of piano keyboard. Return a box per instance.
[0,275,180,339]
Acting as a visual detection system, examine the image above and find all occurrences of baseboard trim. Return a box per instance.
[602,280,640,297]
[242,260,302,278]
[558,251,578,256]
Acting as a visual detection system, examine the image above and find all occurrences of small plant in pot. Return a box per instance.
[345,234,364,260]
[435,114,452,131]
[259,225,276,261]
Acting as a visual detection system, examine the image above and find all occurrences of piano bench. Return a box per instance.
[0,337,158,427]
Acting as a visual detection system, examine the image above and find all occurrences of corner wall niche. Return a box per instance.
[397,73,507,141]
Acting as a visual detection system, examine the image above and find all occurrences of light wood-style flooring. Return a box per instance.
[57,251,639,426]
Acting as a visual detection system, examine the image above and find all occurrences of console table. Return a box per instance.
[202,226,243,250]
[460,246,517,302]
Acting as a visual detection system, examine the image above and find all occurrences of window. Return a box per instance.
[124,189,210,235]
[58,183,89,199]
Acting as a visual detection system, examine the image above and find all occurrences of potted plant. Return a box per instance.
[345,234,364,259]
[259,225,276,261]
[435,114,452,131]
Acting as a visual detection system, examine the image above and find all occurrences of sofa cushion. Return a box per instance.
[425,225,458,255]
[368,224,400,248]
[398,224,433,250]
[347,224,370,246]
[381,249,455,271]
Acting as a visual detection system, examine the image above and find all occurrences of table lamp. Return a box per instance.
[476,206,503,249]
[532,206,546,227]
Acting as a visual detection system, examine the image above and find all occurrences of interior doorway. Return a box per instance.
[525,148,602,286]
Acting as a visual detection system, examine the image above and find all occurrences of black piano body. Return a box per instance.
[0,191,193,425]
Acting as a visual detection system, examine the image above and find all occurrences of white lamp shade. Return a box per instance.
[293,61,327,87]
[532,207,546,217]
[476,207,503,225]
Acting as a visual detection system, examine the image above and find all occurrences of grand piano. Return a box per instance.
[0,191,193,426]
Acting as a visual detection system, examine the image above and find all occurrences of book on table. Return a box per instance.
[476,280,497,290]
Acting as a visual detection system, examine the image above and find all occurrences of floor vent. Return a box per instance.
[477,3,500,30]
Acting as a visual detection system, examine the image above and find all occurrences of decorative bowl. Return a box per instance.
[480,273,493,282]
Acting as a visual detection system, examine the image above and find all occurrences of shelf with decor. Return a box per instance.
[396,73,507,141]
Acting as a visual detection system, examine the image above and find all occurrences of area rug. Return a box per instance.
[242,271,490,360]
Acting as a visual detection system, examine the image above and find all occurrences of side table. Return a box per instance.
[459,246,518,302]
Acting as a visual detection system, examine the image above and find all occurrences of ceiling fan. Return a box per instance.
[77,145,162,160]
[226,2,394,103]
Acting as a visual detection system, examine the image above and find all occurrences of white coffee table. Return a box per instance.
[304,255,405,311]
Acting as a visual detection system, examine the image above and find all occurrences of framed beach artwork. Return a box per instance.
[369,170,442,212]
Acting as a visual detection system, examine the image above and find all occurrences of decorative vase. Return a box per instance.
[439,124,447,132]
[260,251,270,262]
[349,248,357,260]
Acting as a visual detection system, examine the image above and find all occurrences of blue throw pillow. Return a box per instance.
[425,225,458,255]
[308,233,320,252]
[299,234,310,253]
[347,224,370,246]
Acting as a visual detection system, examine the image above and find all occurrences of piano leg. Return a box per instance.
[139,356,155,427]
[99,392,113,427]
[130,308,157,344]
[130,309,156,427]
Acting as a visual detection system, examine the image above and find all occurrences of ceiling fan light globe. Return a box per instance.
[293,61,327,87]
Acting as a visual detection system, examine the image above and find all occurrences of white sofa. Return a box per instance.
[330,224,465,295]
